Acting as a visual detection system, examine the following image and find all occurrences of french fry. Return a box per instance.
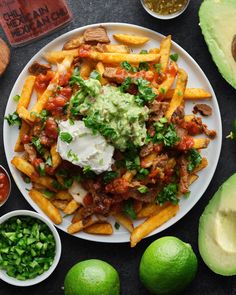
[97,44,130,53]
[63,199,80,215]
[11,156,36,177]
[50,145,62,170]
[80,61,94,79]
[67,216,97,234]
[52,199,69,210]
[193,157,208,173]
[96,62,108,85]
[55,190,72,200]
[113,213,134,233]
[165,88,212,100]
[188,174,199,185]
[88,51,160,64]
[149,48,160,54]
[160,35,171,72]
[63,35,84,50]
[29,189,62,224]
[113,34,149,45]
[193,138,210,149]
[72,208,83,223]
[184,115,195,122]
[32,175,57,192]
[14,121,30,152]
[137,203,166,219]
[16,75,36,114]
[44,49,78,63]
[17,106,33,125]
[165,68,188,119]
[84,222,113,235]
[130,204,179,247]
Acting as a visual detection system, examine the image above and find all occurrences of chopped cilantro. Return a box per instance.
[157,183,179,205]
[13,94,20,102]
[121,61,137,73]
[114,222,120,230]
[154,63,161,73]
[60,132,73,143]
[45,156,52,167]
[153,120,179,147]
[187,149,202,173]
[170,53,179,62]
[178,90,183,97]
[43,190,54,198]
[103,171,118,184]
[160,87,166,94]
[140,49,148,54]
[38,163,46,176]
[64,178,73,188]
[52,180,65,190]
[123,199,137,219]
[120,77,132,92]
[90,70,101,80]
[138,185,149,194]
[69,118,75,125]
[31,137,45,155]
[134,78,156,106]
[138,62,149,71]
[136,168,149,179]
[5,112,22,128]
[83,166,91,174]
[67,150,79,162]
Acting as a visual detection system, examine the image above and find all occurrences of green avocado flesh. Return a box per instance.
[199,0,236,89]
[199,173,236,276]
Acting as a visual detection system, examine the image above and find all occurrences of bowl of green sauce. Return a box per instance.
[141,0,190,20]
[0,210,61,286]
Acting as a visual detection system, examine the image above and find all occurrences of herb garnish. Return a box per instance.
[123,199,137,219]
[187,149,202,173]
[60,132,73,143]
[157,183,179,205]
[5,112,22,128]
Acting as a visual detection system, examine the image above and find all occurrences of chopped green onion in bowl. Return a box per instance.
[0,210,61,286]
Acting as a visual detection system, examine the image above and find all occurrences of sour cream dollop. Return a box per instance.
[57,120,114,174]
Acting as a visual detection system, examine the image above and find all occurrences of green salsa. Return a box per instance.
[144,0,188,15]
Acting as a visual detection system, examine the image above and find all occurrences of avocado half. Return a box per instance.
[199,0,236,89]
[199,173,236,276]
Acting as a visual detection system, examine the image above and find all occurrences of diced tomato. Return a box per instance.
[166,64,177,77]
[32,158,43,168]
[58,71,72,87]
[78,45,91,58]
[144,71,154,81]
[83,194,93,206]
[149,169,159,178]
[59,87,72,99]
[45,166,54,175]
[0,171,10,203]
[177,136,194,151]
[45,118,58,139]
[45,96,68,116]
[184,121,201,136]
[35,70,54,92]
[21,134,31,144]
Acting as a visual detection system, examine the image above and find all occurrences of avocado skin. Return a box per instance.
[199,0,236,89]
[198,173,236,276]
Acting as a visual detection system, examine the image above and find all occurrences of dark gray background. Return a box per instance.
[0,0,236,294]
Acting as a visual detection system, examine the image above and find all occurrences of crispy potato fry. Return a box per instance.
[84,222,113,235]
[52,199,69,210]
[16,75,36,114]
[63,35,84,50]
[184,115,195,122]
[55,190,72,200]
[29,189,62,224]
[160,35,171,72]
[80,61,94,79]
[97,44,130,53]
[193,138,210,149]
[50,145,62,170]
[67,216,97,234]
[113,34,149,45]
[188,174,199,185]
[149,48,160,54]
[96,62,108,85]
[193,157,208,173]
[165,88,212,100]
[130,204,179,247]
[72,208,83,223]
[137,203,168,219]
[165,68,188,119]
[14,121,30,152]
[88,51,160,64]
[63,199,80,215]
[113,213,134,233]
[32,175,57,192]
[11,156,36,177]
[44,49,78,63]
[17,106,33,125]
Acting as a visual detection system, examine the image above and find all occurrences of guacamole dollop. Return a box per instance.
[73,78,149,151]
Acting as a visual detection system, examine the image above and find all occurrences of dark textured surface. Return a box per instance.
[0,0,236,294]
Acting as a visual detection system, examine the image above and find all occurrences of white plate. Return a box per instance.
[3,23,222,243]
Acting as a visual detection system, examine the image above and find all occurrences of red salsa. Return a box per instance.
[0,168,10,203]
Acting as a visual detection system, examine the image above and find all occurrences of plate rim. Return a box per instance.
[3,22,222,244]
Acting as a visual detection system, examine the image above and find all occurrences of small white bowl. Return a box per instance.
[0,210,61,287]
[0,165,11,208]
[140,0,190,20]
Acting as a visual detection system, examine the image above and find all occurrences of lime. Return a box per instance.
[139,236,198,295]
[64,259,120,295]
